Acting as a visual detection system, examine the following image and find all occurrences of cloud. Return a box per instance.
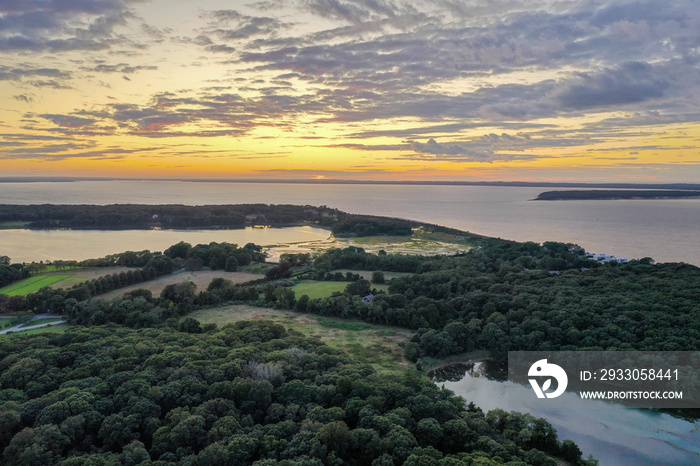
[88,63,159,74]
[3,0,698,176]
[301,0,374,25]
[195,9,292,53]
[0,0,141,52]
[555,62,670,110]
[13,94,34,103]
[29,80,73,89]
[0,65,71,81]
[0,140,162,161]
[40,114,96,128]
[227,0,700,129]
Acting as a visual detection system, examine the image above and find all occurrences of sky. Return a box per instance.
[1,0,700,182]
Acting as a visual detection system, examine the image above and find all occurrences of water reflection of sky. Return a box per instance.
[434,362,700,466]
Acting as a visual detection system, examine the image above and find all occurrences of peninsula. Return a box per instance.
[534,190,700,201]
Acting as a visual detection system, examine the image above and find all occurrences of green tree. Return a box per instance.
[164,241,192,259]
[345,279,371,296]
[371,271,386,284]
[225,256,239,272]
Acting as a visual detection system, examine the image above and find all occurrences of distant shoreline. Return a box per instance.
[534,190,700,201]
[2,177,700,191]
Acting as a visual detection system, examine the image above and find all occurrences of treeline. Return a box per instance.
[331,218,412,237]
[0,321,587,465]
[0,204,416,237]
[535,190,700,201]
[162,241,265,271]
[0,257,28,289]
[63,278,260,328]
[0,255,178,315]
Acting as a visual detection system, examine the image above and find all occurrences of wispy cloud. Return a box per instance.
[0,0,142,52]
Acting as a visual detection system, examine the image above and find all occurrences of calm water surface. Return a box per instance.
[430,362,700,466]
[0,226,330,263]
[1,180,699,265]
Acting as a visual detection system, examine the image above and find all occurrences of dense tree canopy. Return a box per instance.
[0,322,580,465]
[0,204,416,237]
[282,243,700,362]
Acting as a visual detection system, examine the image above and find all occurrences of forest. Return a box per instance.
[0,321,586,465]
[534,190,700,200]
[0,204,415,237]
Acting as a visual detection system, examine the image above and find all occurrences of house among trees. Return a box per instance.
[587,253,628,264]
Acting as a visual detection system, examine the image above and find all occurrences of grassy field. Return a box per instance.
[0,267,137,296]
[0,323,72,338]
[291,280,390,299]
[291,281,346,299]
[0,275,72,296]
[100,269,262,300]
[187,305,412,373]
[0,267,263,300]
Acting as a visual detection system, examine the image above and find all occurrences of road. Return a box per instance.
[0,313,67,335]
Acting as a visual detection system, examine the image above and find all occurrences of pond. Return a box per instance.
[429,362,700,466]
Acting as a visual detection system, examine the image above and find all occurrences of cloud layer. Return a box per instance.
[1,0,699,177]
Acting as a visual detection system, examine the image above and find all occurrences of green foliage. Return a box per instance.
[0,322,569,465]
[0,262,29,290]
[345,279,371,296]
[0,204,416,239]
[371,271,386,284]
[282,244,700,361]
[332,218,413,237]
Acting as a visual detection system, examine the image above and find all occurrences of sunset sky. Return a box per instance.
[1,0,699,182]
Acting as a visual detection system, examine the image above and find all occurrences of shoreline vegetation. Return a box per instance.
[534,190,700,201]
[0,204,424,237]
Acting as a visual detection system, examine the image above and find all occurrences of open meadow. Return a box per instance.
[99,269,263,299]
[187,304,412,373]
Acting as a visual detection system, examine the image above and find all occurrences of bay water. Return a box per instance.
[1,180,699,265]
[431,362,700,465]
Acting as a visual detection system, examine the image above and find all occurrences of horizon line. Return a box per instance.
[1,176,700,190]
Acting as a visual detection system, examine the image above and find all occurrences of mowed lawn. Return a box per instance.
[187,305,412,373]
[291,281,346,299]
[0,267,136,296]
[292,280,389,299]
[0,274,72,296]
